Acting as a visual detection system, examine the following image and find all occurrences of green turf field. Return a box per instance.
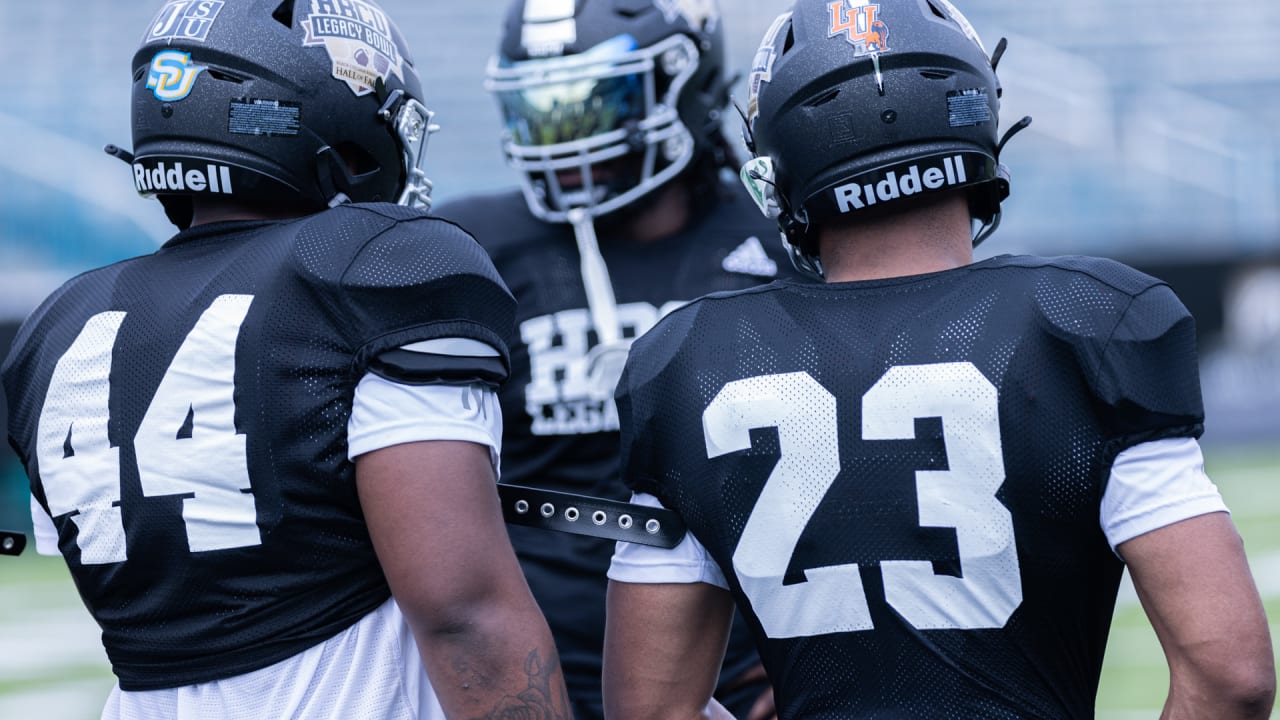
[1,445,1276,719]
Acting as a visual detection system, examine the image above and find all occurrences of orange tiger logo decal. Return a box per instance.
[828,1,890,55]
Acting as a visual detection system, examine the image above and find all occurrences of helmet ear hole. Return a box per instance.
[334,143,380,177]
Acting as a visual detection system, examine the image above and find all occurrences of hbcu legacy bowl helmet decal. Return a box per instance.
[301,0,406,97]
[746,12,790,126]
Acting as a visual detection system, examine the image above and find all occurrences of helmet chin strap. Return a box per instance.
[567,207,622,347]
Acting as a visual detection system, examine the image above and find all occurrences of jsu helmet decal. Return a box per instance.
[827,0,890,55]
[144,0,225,44]
[301,0,406,97]
[147,50,207,101]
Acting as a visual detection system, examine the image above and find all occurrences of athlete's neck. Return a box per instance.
[595,177,695,245]
[190,198,312,227]
[817,191,974,282]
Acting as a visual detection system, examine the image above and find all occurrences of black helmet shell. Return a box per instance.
[127,0,426,225]
[747,0,1009,237]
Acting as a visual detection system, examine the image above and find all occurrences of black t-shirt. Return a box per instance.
[617,255,1204,719]
[436,184,799,710]
[2,203,514,690]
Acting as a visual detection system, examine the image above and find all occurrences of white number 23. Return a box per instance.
[703,364,1023,637]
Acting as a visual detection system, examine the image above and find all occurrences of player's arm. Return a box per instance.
[329,212,570,715]
[1104,439,1275,719]
[604,578,736,720]
[603,494,738,720]
[719,663,777,720]
[345,330,569,718]
[358,438,571,719]
[1121,513,1274,719]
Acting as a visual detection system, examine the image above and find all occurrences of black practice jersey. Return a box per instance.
[617,255,1204,719]
[2,203,514,690]
[435,185,799,713]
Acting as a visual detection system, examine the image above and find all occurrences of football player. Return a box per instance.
[431,0,801,717]
[603,1,1276,718]
[1,1,569,718]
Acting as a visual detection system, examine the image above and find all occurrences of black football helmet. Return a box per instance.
[111,0,437,229]
[741,0,1030,277]
[486,0,730,221]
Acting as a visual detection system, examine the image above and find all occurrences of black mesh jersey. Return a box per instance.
[617,255,1204,720]
[1,203,515,691]
[434,185,800,712]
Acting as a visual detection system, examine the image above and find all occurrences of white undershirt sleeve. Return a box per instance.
[347,372,503,477]
[1100,436,1229,555]
[608,492,729,589]
[31,494,60,556]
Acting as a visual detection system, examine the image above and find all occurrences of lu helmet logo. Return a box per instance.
[828,1,889,55]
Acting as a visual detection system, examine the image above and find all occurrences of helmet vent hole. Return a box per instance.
[806,89,840,108]
[207,69,245,84]
[920,70,953,80]
[925,1,948,20]
[783,26,796,55]
[272,0,295,29]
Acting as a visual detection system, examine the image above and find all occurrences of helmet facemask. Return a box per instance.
[487,33,702,222]
[378,90,439,210]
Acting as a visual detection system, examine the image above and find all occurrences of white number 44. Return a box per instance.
[36,294,261,564]
[703,364,1023,638]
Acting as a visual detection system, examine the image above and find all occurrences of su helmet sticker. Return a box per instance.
[746,11,791,126]
[827,0,890,55]
[146,50,207,101]
[301,0,406,97]
[144,0,225,44]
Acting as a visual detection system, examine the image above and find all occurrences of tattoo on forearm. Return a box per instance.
[471,648,571,720]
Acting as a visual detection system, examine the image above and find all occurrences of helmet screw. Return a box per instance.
[161,104,174,119]
[881,110,897,124]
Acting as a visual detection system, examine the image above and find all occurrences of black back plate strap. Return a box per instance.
[1,489,682,557]
[0,530,26,556]
[497,483,687,549]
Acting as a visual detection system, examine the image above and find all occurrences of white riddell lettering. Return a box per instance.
[833,155,969,213]
[133,161,233,195]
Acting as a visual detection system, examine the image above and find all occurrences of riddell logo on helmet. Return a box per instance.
[833,155,968,213]
[133,161,234,195]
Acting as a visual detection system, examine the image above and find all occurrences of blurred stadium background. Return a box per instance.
[1,2,1276,718]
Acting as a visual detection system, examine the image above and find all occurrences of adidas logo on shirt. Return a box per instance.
[722,236,778,278]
